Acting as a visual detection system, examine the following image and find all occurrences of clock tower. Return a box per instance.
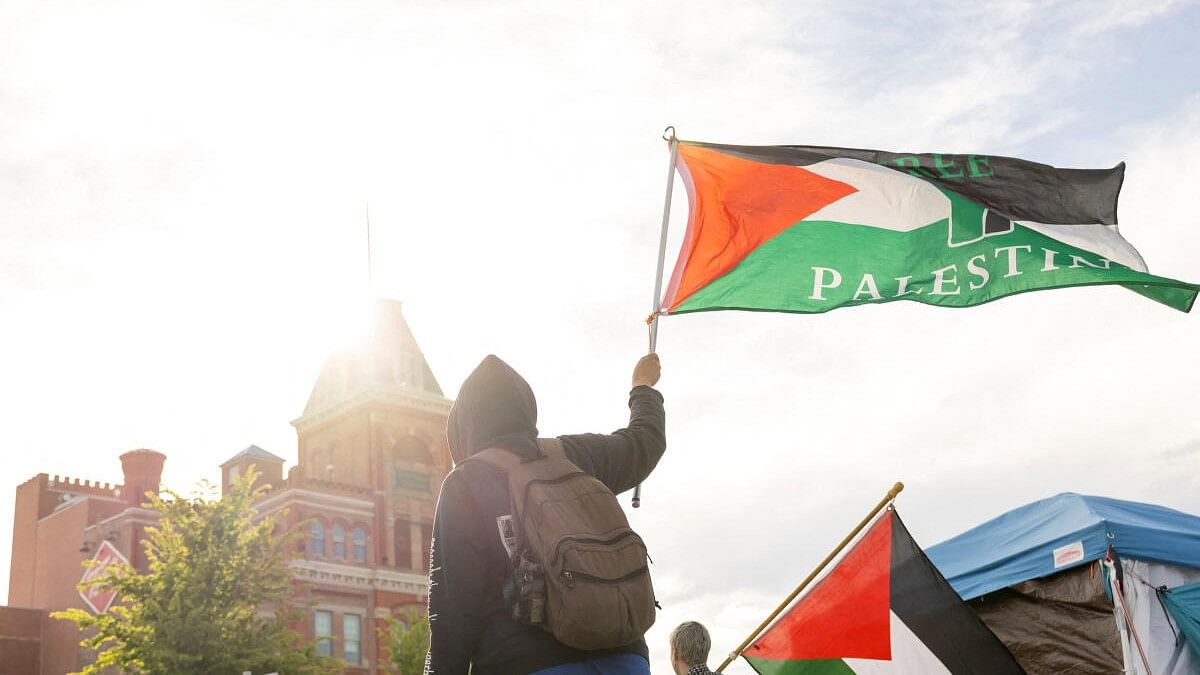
[290,298,452,571]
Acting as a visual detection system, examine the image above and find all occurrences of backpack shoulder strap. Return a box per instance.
[467,447,524,473]
[537,437,565,459]
[470,439,564,469]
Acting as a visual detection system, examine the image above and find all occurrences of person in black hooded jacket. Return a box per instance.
[426,353,665,675]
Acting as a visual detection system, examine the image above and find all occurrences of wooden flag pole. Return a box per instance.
[716,481,905,672]
[633,125,679,509]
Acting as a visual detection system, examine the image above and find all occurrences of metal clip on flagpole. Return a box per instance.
[715,482,905,671]
[633,126,679,510]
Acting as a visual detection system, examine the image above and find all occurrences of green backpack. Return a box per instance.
[470,438,656,650]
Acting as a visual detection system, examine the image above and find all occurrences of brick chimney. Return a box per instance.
[119,449,166,507]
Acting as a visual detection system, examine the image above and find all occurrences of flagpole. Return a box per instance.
[633,125,679,510]
[365,201,374,285]
[716,482,905,672]
[648,125,678,353]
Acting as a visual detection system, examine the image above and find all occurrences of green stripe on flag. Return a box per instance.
[744,657,857,675]
[674,218,1199,314]
[1124,283,1200,311]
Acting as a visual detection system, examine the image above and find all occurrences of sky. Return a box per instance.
[2,0,1199,671]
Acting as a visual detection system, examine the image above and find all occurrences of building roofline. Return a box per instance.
[220,444,286,468]
[291,386,452,432]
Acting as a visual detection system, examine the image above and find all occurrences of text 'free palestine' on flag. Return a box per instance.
[658,141,1199,316]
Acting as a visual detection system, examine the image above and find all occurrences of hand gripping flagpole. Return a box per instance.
[633,126,679,510]
[716,482,905,672]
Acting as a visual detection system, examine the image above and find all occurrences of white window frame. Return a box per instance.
[311,521,325,558]
[343,613,362,665]
[314,610,333,657]
[332,524,346,559]
[352,527,367,563]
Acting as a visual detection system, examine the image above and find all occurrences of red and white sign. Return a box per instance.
[1052,540,1085,569]
[79,540,130,614]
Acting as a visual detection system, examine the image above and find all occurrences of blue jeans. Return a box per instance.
[530,654,651,675]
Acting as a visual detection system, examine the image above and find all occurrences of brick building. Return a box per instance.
[3,299,451,673]
[3,449,164,674]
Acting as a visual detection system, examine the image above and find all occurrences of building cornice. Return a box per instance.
[291,386,452,433]
[289,559,429,597]
[256,489,376,518]
[91,507,160,530]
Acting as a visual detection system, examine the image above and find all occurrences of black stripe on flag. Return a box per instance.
[889,512,1027,674]
[681,141,1123,227]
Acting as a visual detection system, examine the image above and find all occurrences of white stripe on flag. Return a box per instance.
[1020,221,1148,272]
[801,158,949,233]
[842,610,952,674]
[798,158,1149,272]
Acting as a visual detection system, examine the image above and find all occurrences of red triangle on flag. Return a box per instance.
[665,144,857,312]
[745,511,893,660]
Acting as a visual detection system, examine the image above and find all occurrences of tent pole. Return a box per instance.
[632,126,678,509]
[1107,557,1154,674]
[716,482,905,672]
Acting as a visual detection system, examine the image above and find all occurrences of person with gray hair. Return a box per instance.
[669,621,714,675]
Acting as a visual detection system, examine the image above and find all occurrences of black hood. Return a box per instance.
[447,355,540,465]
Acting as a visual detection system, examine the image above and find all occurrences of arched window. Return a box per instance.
[332,524,346,559]
[352,527,367,563]
[393,436,432,493]
[310,522,325,558]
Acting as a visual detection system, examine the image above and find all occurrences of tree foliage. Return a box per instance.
[385,609,430,675]
[54,467,338,674]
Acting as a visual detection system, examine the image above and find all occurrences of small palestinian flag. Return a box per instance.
[743,510,1024,674]
[662,141,1199,314]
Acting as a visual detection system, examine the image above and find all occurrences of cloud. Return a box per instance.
[1076,0,1194,34]
[1159,439,1200,460]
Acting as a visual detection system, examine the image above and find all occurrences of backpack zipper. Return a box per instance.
[521,471,588,510]
[550,530,643,568]
[561,565,650,588]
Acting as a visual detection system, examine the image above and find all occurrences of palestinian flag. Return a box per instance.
[744,510,1024,674]
[662,141,1199,314]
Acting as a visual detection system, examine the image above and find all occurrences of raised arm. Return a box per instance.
[558,354,666,495]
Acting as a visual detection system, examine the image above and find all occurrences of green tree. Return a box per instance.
[385,609,430,674]
[54,467,338,674]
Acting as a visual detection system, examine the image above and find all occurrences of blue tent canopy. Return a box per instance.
[926,493,1200,601]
